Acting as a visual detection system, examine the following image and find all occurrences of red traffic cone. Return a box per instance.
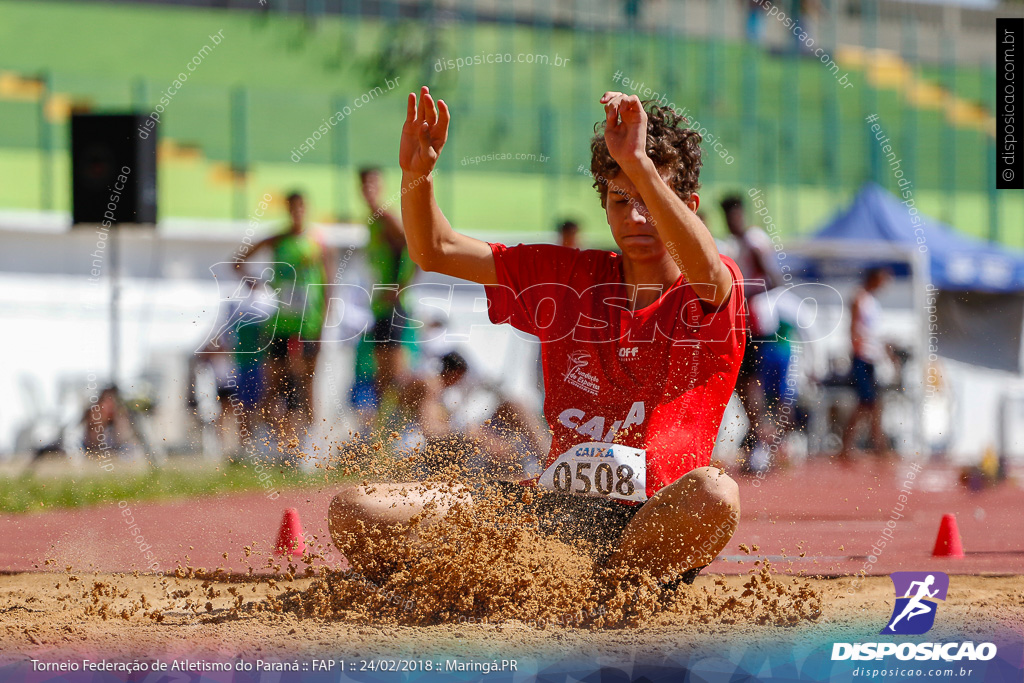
[931,513,964,558]
[275,508,306,557]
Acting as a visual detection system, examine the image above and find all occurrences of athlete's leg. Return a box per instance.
[328,482,472,566]
[608,466,740,582]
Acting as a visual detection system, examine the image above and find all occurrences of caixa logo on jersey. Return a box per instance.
[831,572,997,662]
[882,571,948,635]
[573,444,615,458]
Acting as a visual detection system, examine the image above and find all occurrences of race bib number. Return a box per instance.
[538,442,647,503]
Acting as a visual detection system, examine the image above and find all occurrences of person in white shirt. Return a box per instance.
[839,267,892,462]
[720,194,783,471]
[721,195,780,290]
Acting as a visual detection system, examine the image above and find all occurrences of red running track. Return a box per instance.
[1,459,1021,576]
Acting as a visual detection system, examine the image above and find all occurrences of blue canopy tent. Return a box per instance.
[794,183,1024,374]
[783,184,1024,461]
[813,183,1024,294]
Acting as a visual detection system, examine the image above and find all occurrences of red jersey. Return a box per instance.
[485,242,746,500]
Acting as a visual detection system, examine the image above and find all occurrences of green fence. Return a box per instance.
[0,0,1018,245]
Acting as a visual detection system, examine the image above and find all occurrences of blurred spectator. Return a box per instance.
[190,340,237,457]
[82,385,138,456]
[744,287,807,471]
[416,311,453,364]
[720,194,787,472]
[326,265,377,436]
[196,277,274,456]
[349,337,378,434]
[721,194,780,289]
[397,351,546,481]
[557,219,581,249]
[840,267,893,462]
[231,287,269,443]
[360,167,419,414]
[235,192,330,451]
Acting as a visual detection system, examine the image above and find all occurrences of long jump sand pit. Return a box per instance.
[1,571,1021,663]
[2,461,1022,672]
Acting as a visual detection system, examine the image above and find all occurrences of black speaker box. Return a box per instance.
[71,114,157,225]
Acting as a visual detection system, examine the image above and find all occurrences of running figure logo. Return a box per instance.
[881,571,949,635]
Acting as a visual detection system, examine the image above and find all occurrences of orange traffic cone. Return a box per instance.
[275,508,306,557]
[931,513,964,558]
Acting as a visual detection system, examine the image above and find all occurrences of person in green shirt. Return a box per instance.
[237,192,330,444]
[360,168,418,411]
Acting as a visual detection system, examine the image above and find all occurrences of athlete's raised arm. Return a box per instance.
[600,91,732,306]
[399,86,497,286]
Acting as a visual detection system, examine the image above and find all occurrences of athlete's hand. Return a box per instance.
[400,86,450,179]
[600,91,648,170]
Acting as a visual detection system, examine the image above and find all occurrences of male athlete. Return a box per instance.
[330,87,746,587]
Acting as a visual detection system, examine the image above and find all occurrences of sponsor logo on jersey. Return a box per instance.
[573,444,616,458]
[558,402,645,442]
[564,350,601,395]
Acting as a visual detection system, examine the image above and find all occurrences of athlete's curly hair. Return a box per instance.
[589,101,702,207]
